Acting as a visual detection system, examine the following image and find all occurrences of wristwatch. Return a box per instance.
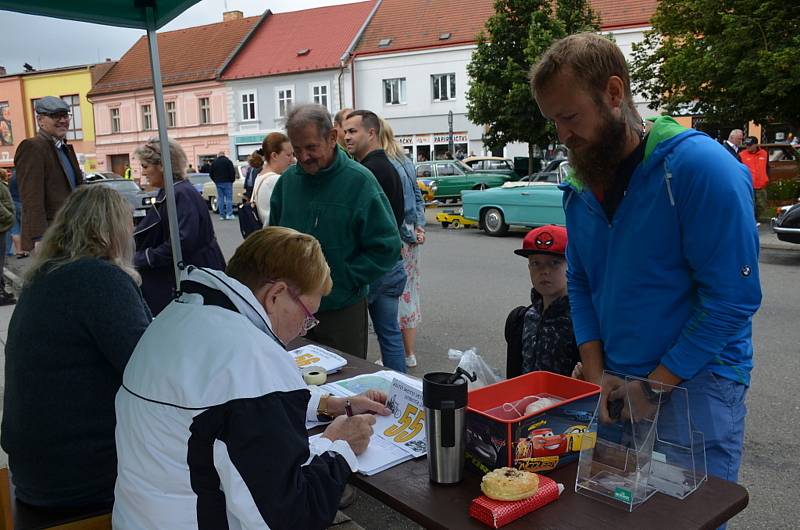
[640,380,671,405]
[316,393,334,421]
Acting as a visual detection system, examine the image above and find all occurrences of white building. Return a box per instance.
[219,1,378,160]
[352,0,496,161]
[353,0,659,161]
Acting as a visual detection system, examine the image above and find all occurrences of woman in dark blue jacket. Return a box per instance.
[134,138,226,315]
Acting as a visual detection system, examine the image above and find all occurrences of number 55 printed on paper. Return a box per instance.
[374,378,427,457]
[383,403,425,444]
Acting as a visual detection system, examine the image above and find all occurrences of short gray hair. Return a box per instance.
[134,137,187,180]
[286,104,333,138]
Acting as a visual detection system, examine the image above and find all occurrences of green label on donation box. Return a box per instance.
[614,487,632,503]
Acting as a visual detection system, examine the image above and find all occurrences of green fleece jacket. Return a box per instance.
[269,146,401,312]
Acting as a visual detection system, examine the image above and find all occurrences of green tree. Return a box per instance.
[631,0,800,129]
[466,0,600,174]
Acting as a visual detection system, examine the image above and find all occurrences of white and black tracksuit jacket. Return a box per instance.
[113,267,358,529]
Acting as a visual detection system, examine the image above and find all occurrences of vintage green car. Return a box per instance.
[461,181,566,236]
[414,160,512,199]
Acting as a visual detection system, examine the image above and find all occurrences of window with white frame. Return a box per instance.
[61,95,83,140]
[383,78,406,105]
[276,86,294,119]
[199,97,210,124]
[432,73,456,101]
[166,101,177,128]
[310,83,329,110]
[141,104,152,130]
[110,108,120,133]
[241,92,256,121]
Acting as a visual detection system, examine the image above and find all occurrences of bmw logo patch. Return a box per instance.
[741,265,752,277]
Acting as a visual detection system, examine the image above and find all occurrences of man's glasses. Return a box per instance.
[287,289,319,333]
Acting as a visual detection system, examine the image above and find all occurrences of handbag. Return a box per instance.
[238,175,266,239]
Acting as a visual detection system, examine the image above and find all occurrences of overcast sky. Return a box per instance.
[2,0,359,74]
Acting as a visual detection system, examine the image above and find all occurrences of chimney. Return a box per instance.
[223,10,243,22]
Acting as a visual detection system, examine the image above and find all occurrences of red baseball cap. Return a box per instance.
[514,225,567,257]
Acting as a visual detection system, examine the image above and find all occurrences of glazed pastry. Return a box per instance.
[480,467,540,501]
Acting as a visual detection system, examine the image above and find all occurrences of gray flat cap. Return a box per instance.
[34,96,70,115]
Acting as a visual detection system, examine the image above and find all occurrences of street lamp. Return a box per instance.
[448,110,454,156]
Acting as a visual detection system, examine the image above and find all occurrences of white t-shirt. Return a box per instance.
[252,170,281,227]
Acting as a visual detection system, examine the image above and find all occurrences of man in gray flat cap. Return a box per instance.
[14,96,83,252]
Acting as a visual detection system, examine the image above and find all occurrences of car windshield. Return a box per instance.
[455,160,474,173]
[99,180,141,192]
[478,159,511,170]
[187,173,212,185]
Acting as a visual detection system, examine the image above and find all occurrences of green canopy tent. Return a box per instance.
[0,0,204,292]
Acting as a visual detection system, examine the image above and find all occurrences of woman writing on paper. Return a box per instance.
[114,227,390,529]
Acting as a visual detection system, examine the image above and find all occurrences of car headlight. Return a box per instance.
[142,197,156,206]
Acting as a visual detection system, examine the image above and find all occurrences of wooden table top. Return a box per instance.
[310,345,749,530]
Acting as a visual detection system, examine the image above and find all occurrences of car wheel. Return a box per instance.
[441,221,451,228]
[210,196,218,213]
[475,183,488,190]
[482,207,509,237]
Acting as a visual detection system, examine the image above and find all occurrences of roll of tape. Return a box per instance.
[302,367,327,386]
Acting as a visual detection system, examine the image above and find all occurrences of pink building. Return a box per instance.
[88,11,258,182]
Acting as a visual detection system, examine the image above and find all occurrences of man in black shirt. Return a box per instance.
[209,151,237,220]
[344,110,407,373]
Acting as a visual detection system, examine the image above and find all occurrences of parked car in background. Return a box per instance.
[519,159,572,184]
[202,174,245,213]
[88,178,157,220]
[763,144,799,182]
[414,160,512,200]
[461,180,566,237]
[186,172,211,194]
[84,171,122,183]
[771,198,800,244]
[462,156,519,179]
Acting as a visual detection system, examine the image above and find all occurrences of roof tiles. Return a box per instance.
[592,0,658,30]
[354,0,495,56]
[354,0,657,56]
[89,15,259,96]
[220,1,376,80]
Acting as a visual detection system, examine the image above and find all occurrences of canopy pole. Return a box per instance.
[144,5,184,295]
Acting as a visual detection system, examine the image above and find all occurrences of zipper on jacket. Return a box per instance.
[664,161,676,207]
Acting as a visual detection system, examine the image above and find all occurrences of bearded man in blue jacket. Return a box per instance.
[530,33,761,483]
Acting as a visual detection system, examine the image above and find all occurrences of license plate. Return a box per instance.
[133,210,146,218]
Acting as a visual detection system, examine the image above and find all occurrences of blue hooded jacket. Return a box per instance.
[561,116,761,385]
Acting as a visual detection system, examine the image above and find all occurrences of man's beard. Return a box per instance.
[567,105,629,191]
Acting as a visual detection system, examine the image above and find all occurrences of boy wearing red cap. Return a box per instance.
[505,225,579,378]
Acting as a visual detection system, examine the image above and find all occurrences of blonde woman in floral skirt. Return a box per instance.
[378,118,425,367]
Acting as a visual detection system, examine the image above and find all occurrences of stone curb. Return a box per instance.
[761,242,800,252]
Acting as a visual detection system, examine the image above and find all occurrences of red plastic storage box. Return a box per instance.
[465,371,601,474]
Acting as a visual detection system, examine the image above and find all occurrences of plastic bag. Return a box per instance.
[448,347,502,389]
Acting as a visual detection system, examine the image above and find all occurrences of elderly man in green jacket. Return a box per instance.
[270,104,401,358]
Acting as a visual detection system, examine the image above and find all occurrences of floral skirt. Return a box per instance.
[398,242,421,330]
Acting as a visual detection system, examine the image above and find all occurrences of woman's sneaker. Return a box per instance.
[405,354,417,368]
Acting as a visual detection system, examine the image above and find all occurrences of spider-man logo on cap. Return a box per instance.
[514,225,567,257]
